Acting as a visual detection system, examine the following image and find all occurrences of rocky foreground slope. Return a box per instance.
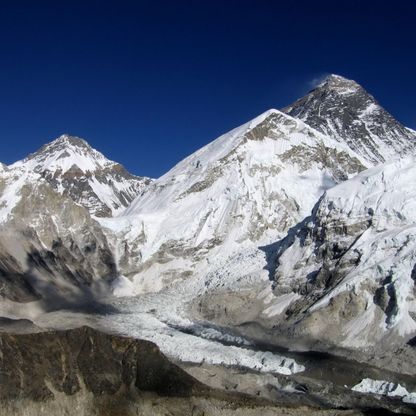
[0,325,367,416]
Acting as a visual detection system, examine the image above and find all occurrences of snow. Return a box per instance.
[342,293,378,348]
[0,168,41,223]
[317,158,416,337]
[111,275,135,297]
[99,108,367,296]
[317,74,361,95]
[273,156,416,346]
[285,75,416,166]
[359,103,379,118]
[1,78,416,376]
[352,378,416,404]
[8,134,149,217]
[262,292,301,317]
[10,135,111,174]
[103,255,304,375]
[32,291,305,376]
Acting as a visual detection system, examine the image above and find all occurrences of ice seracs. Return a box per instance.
[352,378,416,404]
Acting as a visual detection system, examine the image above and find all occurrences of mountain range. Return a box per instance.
[1,74,416,412]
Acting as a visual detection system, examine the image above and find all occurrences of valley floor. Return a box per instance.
[11,289,414,416]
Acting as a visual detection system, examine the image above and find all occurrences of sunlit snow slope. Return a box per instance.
[101,109,367,293]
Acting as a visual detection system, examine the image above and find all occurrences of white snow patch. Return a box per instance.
[352,378,416,404]
[263,293,301,317]
[111,275,135,297]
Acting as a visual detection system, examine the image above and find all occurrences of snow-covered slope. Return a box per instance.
[101,109,367,293]
[10,135,151,217]
[267,157,416,349]
[283,75,416,164]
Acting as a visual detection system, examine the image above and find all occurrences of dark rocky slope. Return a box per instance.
[0,326,368,416]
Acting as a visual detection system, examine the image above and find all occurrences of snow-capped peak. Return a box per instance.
[8,134,151,217]
[101,106,366,294]
[283,75,416,164]
[317,74,361,94]
[11,134,112,175]
[49,133,91,147]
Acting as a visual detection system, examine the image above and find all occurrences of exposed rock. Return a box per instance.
[10,135,152,217]
[283,74,416,165]
[0,326,205,401]
[0,326,363,416]
[0,170,116,306]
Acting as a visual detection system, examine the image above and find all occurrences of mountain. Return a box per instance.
[265,157,416,351]
[1,77,416,414]
[283,74,416,164]
[2,77,414,329]
[10,135,152,217]
[0,162,117,313]
[101,109,367,294]
[0,134,152,311]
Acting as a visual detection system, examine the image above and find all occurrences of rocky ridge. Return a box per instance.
[283,74,416,164]
[0,326,366,416]
[265,157,416,350]
[10,134,151,217]
[0,164,117,310]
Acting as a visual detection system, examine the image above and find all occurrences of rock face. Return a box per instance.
[0,326,360,416]
[0,326,209,416]
[268,157,416,350]
[0,326,204,402]
[0,165,117,308]
[0,134,152,307]
[10,135,151,217]
[283,74,416,164]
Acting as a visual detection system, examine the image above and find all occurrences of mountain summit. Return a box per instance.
[317,74,361,90]
[10,134,152,217]
[283,74,416,164]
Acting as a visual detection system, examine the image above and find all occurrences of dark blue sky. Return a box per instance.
[1,1,415,177]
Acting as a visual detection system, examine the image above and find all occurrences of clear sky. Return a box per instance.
[1,0,415,178]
